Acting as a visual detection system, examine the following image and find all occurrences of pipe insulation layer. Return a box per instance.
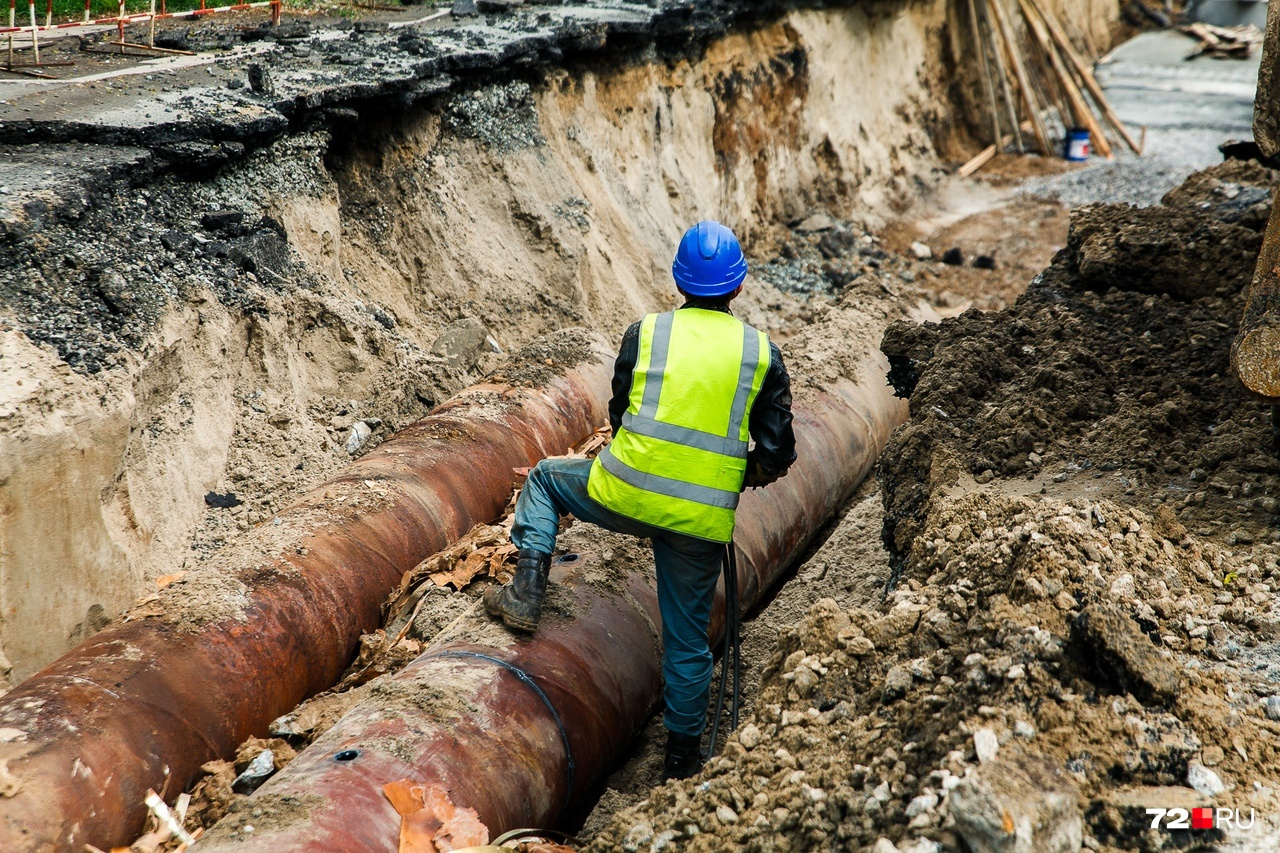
[0,330,614,853]
[193,324,907,851]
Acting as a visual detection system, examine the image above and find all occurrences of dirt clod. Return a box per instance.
[1074,606,1182,708]
[950,750,1083,853]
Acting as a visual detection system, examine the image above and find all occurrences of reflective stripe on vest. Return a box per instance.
[587,308,770,543]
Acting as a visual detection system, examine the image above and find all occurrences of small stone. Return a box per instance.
[951,753,1082,853]
[792,667,817,697]
[974,728,999,764]
[1014,720,1036,739]
[796,212,835,232]
[430,317,490,371]
[715,805,738,824]
[910,241,932,260]
[883,664,913,701]
[1187,761,1225,797]
[1264,696,1280,720]
[871,839,900,853]
[346,421,373,455]
[205,490,243,509]
[649,829,678,851]
[1202,746,1224,767]
[231,749,274,794]
[201,209,244,232]
[247,63,274,96]
[1074,605,1181,706]
[737,723,762,750]
[802,784,826,803]
[622,822,653,851]
[845,636,875,656]
[905,789,939,817]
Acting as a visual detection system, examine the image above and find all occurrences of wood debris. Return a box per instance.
[107,788,204,853]
[383,424,612,629]
[958,0,1141,174]
[1180,22,1262,60]
[154,571,186,590]
[382,780,489,853]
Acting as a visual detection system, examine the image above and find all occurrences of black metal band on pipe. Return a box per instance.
[429,649,578,807]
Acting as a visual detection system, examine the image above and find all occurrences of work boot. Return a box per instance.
[661,731,703,782]
[483,549,551,633]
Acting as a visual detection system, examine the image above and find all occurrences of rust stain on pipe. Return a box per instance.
[193,364,905,852]
[0,331,614,853]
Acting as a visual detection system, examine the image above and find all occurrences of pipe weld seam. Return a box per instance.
[429,650,577,809]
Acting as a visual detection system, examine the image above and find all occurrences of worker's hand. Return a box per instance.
[742,462,779,490]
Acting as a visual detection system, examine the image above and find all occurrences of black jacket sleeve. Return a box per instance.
[746,341,797,480]
[608,321,642,435]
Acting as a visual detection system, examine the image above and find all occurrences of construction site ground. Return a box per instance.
[2,1,1279,851]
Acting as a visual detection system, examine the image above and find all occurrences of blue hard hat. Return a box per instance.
[671,221,748,297]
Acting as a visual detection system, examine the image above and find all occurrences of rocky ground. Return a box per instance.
[150,159,1280,852]
[580,160,1280,852]
[10,1,1277,850]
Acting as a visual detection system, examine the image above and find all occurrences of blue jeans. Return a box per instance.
[511,457,724,738]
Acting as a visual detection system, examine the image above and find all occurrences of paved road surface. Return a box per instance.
[1023,29,1262,207]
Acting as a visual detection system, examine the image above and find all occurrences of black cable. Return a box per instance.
[429,650,576,809]
[705,541,741,759]
[728,543,741,731]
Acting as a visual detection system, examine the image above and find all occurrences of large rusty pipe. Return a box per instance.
[0,331,614,852]
[193,345,906,852]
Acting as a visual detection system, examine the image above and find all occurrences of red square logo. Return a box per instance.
[1192,808,1214,829]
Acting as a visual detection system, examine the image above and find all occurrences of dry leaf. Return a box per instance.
[382,780,489,853]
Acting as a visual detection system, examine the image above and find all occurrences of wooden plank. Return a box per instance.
[958,120,1033,177]
[978,0,1025,154]
[1017,0,1113,158]
[966,0,1003,146]
[985,0,1052,155]
[1027,0,1142,155]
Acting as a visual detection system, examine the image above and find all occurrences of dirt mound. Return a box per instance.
[583,163,1280,851]
[880,161,1278,560]
[585,492,1280,852]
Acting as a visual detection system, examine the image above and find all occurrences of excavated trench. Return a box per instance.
[0,0,1197,851]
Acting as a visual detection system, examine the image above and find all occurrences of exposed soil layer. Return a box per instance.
[581,162,1280,852]
[1,0,977,678]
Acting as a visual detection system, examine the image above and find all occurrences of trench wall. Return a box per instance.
[0,0,1118,681]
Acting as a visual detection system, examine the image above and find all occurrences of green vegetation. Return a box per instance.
[31,0,253,25]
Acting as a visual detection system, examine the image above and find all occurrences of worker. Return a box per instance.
[484,220,796,781]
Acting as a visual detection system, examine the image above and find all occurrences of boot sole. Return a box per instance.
[500,612,538,633]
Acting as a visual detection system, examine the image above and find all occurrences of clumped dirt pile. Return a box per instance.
[881,159,1278,558]
[583,162,1280,852]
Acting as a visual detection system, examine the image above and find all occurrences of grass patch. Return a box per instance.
[33,0,255,24]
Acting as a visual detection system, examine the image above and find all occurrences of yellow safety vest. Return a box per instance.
[587,308,770,543]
